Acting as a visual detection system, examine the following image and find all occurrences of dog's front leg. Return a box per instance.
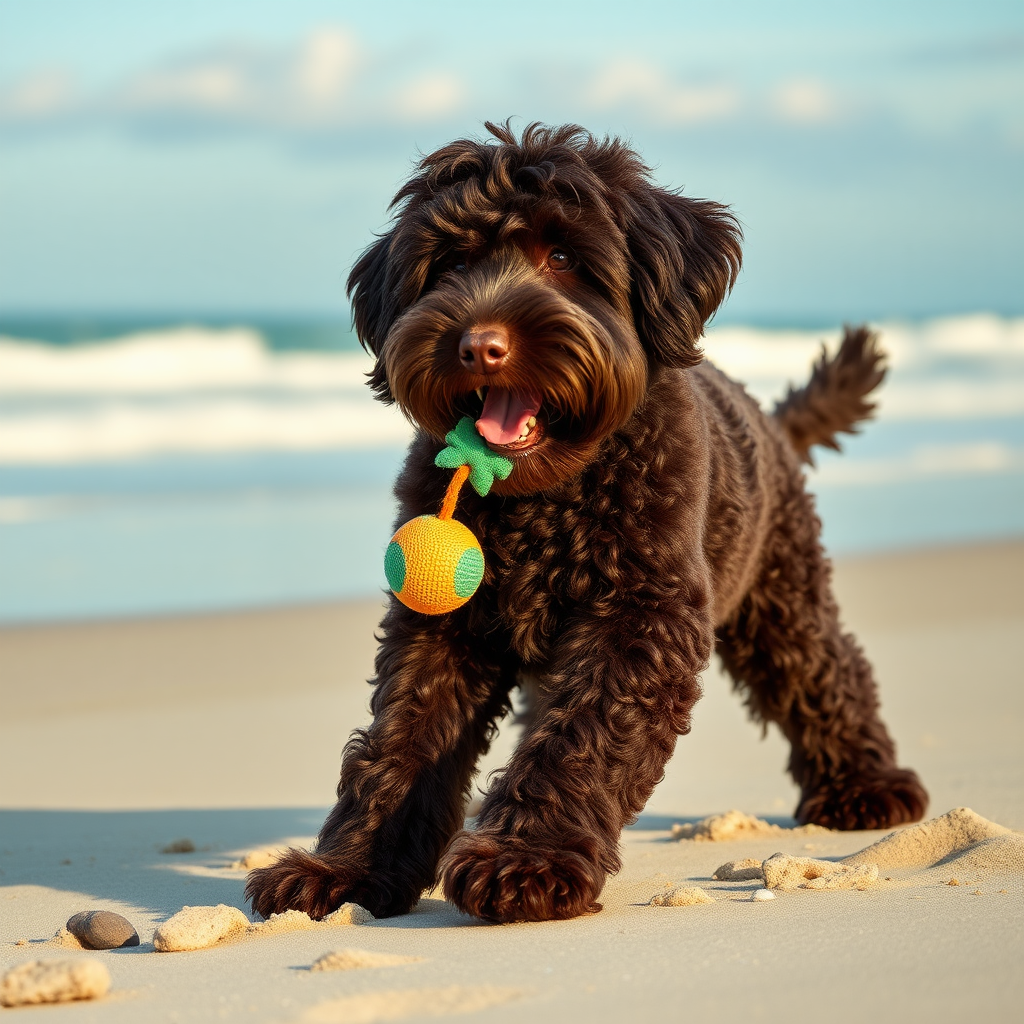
[441,602,711,923]
[246,602,514,920]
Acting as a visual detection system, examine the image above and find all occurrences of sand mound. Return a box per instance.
[145,902,377,953]
[935,833,1024,875]
[310,948,422,972]
[49,927,83,949]
[841,808,1018,870]
[763,853,878,890]
[713,858,764,881]
[249,903,374,936]
[1,959,110,1007]
[647,886,715,906]
[154,905,250,952]
[301,985,520,1023]
[671,810,828,842]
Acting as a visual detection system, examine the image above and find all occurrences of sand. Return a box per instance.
[309,949,423,972]
[1,540,1023,1022]
[300,986,522,1023]
[670,809,828,841]
[0,959,111,1006]
[646,886,715,906]
[153,905,250,952]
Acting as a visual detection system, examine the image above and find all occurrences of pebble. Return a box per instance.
[0,959,111,1007]
[66,910,139,950]
[160,839,196,854]
[751,888,776,901]
[153,905,250,952]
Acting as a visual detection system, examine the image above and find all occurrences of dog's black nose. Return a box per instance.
[459,328,509,375]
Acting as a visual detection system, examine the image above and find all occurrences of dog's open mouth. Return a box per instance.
[472,386,544,455]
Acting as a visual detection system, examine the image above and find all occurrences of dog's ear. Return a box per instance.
[626,190,742,367]
[347,233,399,402]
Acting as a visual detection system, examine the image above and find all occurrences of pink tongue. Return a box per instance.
[475,388,542,446]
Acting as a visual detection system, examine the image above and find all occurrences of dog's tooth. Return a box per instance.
[475,388,484,401]
[527,416,537,428]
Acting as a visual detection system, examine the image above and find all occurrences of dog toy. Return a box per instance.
[384,417,513,614]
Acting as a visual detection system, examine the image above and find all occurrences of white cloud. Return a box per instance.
[0,69,74,119]
[769,79,839,123]
[0,25,461,136]
[587,61,741,124]
[294,28,357,104]
[127,62,249,113]
[393,73,464,121]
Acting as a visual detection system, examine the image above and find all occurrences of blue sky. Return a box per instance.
[1,0,1021,322]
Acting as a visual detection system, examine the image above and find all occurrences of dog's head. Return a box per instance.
[348,121,741,496]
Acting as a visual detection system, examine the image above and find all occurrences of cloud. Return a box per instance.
[586,61,741,124]
[768,79,839,124]
[0,28,850,143]
[391,73,463,121]
[0,68,75,120]
[294,28,357,104]
[115,27,378,131]
[0,26,465,138]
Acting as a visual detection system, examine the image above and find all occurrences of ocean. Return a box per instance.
[1,313,1022,624]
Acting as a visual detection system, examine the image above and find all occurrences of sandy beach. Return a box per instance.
[2,540,1022,1022]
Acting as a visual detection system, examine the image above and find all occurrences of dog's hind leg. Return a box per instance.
[715,477,928,830]
[245,601,515,920]
[440,599,710,923]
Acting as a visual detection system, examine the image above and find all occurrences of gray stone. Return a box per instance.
[66,911,139,950]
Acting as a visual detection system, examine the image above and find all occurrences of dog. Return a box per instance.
[247,121,927,924]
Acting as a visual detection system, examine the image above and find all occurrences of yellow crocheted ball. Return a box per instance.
[384,515,485,615]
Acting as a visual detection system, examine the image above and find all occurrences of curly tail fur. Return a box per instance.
[773,325,886,465]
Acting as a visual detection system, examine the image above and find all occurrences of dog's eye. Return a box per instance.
[546,250,574,272]
[452,261,468,273]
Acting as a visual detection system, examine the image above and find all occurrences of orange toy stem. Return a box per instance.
[438,464,470,521]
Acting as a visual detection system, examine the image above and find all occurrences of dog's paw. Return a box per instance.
[245,848,369,921]
[440,831,606,923]
[797,767,928,831]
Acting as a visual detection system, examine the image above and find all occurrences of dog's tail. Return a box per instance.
[772,325,886,465]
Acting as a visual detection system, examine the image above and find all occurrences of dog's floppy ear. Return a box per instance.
[347,233,399,402]
[626,190,742,367]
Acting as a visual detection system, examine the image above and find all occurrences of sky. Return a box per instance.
[1,0,1022,323]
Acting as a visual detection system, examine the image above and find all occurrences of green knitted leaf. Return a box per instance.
[434,416,513,496]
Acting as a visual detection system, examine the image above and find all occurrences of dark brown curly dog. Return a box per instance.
[247,121,927,925]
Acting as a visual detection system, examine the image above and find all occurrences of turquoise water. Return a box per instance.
[0,315,363,352]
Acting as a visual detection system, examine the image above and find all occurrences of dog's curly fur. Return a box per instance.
[247,122,927,925]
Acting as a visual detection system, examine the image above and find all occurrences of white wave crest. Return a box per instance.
[0,326,371,394]
[707,313,1024,418]
[812,442,1024,486]
[0,398,413,465]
